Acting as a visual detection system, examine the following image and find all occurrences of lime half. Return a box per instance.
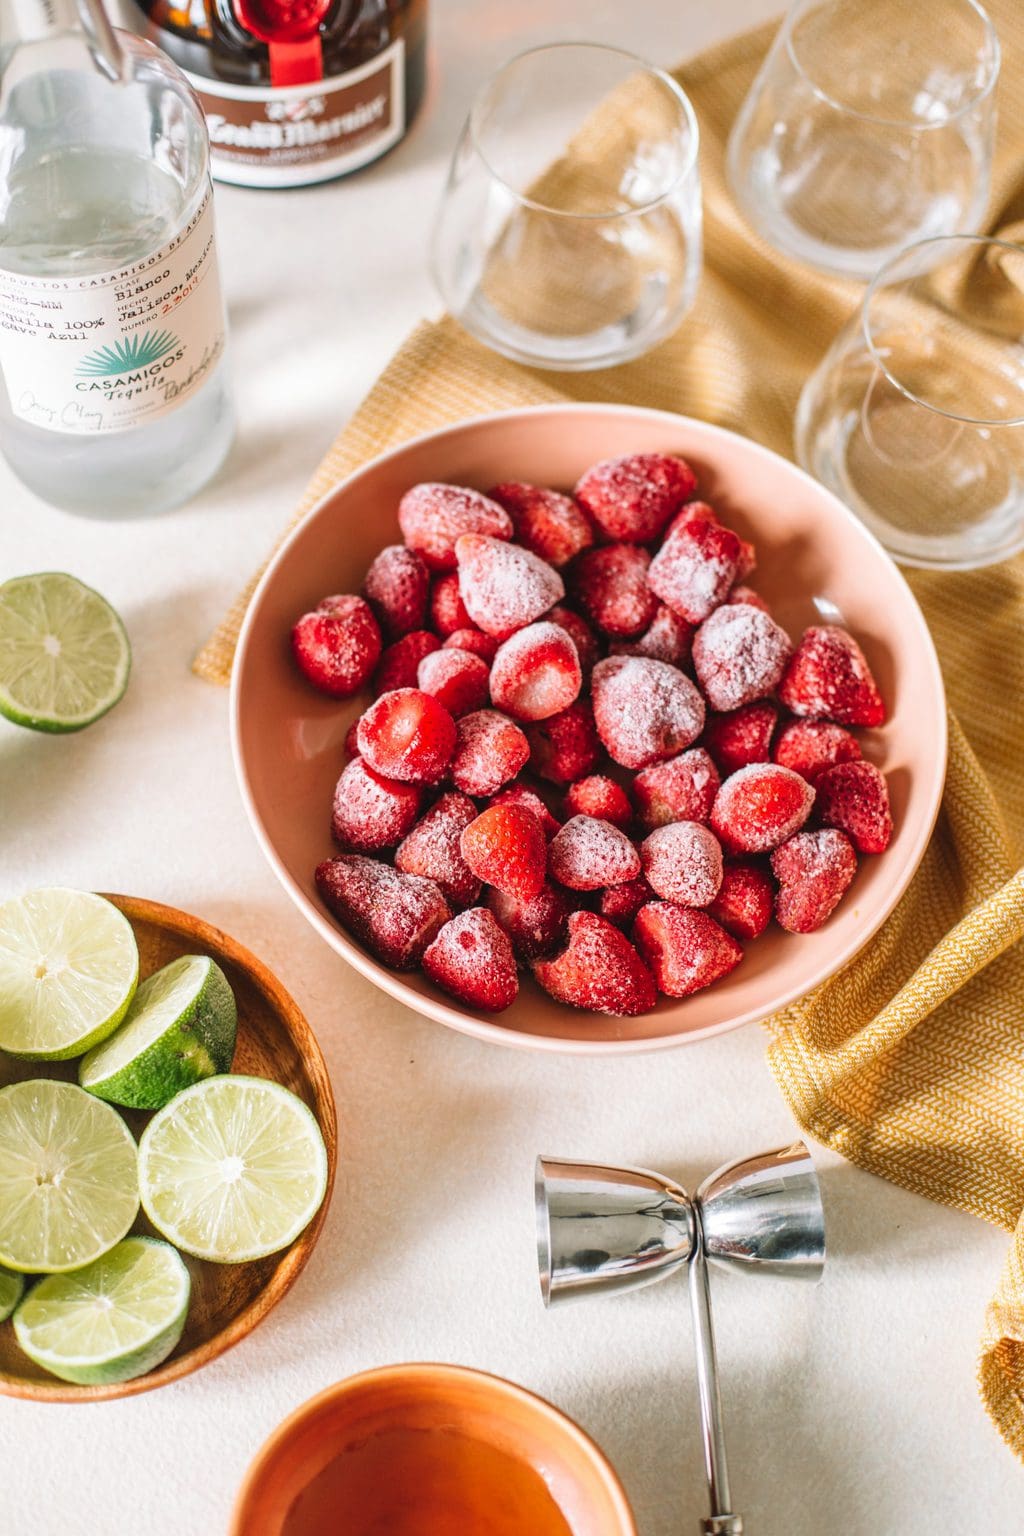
[0,572,130,733]
[0,1267,25,1322]
[138,1076,328,1264]
[13,1237,190,1386]
[80,954,238,1110]
[0,888,139,1059]
[0,1080,139,1273]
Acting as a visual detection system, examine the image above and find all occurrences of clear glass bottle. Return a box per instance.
[0,0,234,516]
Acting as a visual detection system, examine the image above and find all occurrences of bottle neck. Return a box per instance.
[1,0,125,75]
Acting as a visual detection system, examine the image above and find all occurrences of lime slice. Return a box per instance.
[13,1236,190,1386]
[80,954,238,1110]
[138,1076,328,1264]
[0,1080,139,1273]
[0,572,131,733]
[0,887,139,1059]
[0,1267,25,1322]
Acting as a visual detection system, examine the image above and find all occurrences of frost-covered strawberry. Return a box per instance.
[442,627,499,664]
[569,544,658,638]
[486,882,571,963]
[489,621,582,722]
[395,792,481,907]
[315,856,450,969]
[533,911,656,1016]
[417,647,491,717]
[771,828,857,933]
[703,702,779,776]
[460,803,548,901]
[429,571,474,636]
[545,605,600,678]
[692,605,791,712]
[362,545,429,637]
[292,594,382,698]
[610,604,694,667]
[549,815,641,891]
[591,656,705,770]
[449,709,530,797]
[707,860,774,940]
[711,764,815,854]
[564,775,633,831]
[331,757,422,852]
[490,481,594,567]
[357,688,457,783]
[727,585,772,615]
[574,453,697,543]
[772,718,862,781]
[488,783,561,840]
[527,701,601,785]
[632,904,742,998]
[633,748,720,831]
[399,482,512,570]
[455,534,564,639]
[599,878,653,929]
[423,908,519,1012]
[640,822,723,908]
[647,518,742,624]
[374,629,441,693]
[813,760,892,854]
[778,625,885,727]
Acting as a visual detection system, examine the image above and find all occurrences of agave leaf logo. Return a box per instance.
[75,329,179,377]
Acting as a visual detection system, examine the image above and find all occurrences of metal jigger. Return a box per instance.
[535,1142,826,1536]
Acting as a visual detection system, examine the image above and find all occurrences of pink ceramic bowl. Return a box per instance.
[231,405,946,1053]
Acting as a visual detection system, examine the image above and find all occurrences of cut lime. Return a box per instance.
[0,887,139,1059]
[13,1236,189,1386]
[80,954,238,1110]
[0,1080,139,1273]
[0,1267,25,1322]
[138,1076,328,1264]
[0,571,131,733]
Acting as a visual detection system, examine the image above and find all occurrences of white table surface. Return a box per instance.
[1,0,1018,1530]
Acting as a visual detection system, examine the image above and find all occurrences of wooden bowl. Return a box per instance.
[231,404,947,1053]
[0,894,337,1403]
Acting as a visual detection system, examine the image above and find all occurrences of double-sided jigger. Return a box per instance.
[535,1142,826,1535]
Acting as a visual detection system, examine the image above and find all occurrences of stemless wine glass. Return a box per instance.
[796,235,1024,569]
[727,0,999,280]
[431,44,702,371]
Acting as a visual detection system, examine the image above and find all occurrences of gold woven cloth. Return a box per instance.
[196,5,1024,1457]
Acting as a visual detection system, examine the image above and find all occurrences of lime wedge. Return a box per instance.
[80,954,238,1110]
[0,1080,139,1273]
[138,1076,328,1264]
[13,1237,189,1386]
[0,572,130,733]
[0,888,139,1059]
[0,1267,25,1322]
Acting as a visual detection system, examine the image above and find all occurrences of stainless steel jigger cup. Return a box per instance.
[536,1142,826,1535]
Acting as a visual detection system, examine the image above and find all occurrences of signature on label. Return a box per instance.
[18,391,104,432]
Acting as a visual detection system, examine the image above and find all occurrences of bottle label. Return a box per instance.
[188,38,405,189]
[0,189,226,436]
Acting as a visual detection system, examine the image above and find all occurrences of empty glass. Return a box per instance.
[431,44,702,371]
[796,235,1024,569]
[727,0,999,280]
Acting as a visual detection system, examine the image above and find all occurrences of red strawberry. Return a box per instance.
[417,647,490,717]
[641,822,724,908]
[356,688,457,784]
[662,499,717,540]
[772,718,862,781]
[533,911,657,1016]
[813,760,893,854]
[450,709,530,797]
[455,534,564,639]
[331,757,422,852]
[395,792,481,907]
[549,815,641,891]
[707,860,774,940]
[591,656,705,770]
[526,701,601,785]
[599,878,653,929]
[489,481,594,567]
[545,605,600,677]
[344,716,362,759]
[574,453,697,543]
[692,605,792,712]
[610,604,694,667]
[489,621,582,722]
[460,803,548,901]
[703,702,779,776]
[778,625,886,727]
[429,571,474,636]
[442,627,500,664]
[315,855,450,969]
[632,903,742,998]
[374,629,441,693]
[633,748,720,831]
[488,783,562,840]
[648,518,742,624]
[564,775,633,831]
[771,828,857,933]
[422,908,519,1012]
[569,544,658,638]
[727,585,772,615]
[486,882,571,963]
[711,764,815,854]
[362,545,429,637]
[398,482,512,571]
[291,594,382,698]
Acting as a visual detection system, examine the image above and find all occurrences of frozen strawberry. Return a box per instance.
[574,453,697,543]
[640,822,723,908]
[545,606,600,678]
[703,702,779,776]
[634,749,721,830]
[692,605,792,712]
[778,625,886,727]
[291,594,382,698]
[565,775,633,831]
[490,481,594,567]
[711,764,815,854]
[315,855,450,969]
[610,605,694,667]
[727,585,772,615]
[591,656,705,771]
[771,828,857,933]
[599,878,653,929]
[488,783,561,840]
[813,760,892,854]
[422,907,519,1012]
[417,647,491,717]
[648,519,742,624]
[362,545,429,637]
[489,621,582,722]
[398,482,512,571]
[662,499,717,540]
[549,815,641,891]
[706,860,774,940]
[533,911,657,1016]
[395,792,481,907]
[569,544,658,638]
[344,716,362,759]
[331,757,422,852]
[527,701,601,784]
[442,627,500,664]
[450,709,530,797]
[632,904,742,998]
[374,629,441,693]
[460,803,548,901]
[357,688,457,784]
[486,882,571,963]
[429,571,474,636]
[773,718,862,781]
[455,534,564,639]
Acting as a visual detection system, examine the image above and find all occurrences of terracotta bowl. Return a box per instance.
[0,895,337,1403]
[231,405,947,1053]
[230,1363,636,1536]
